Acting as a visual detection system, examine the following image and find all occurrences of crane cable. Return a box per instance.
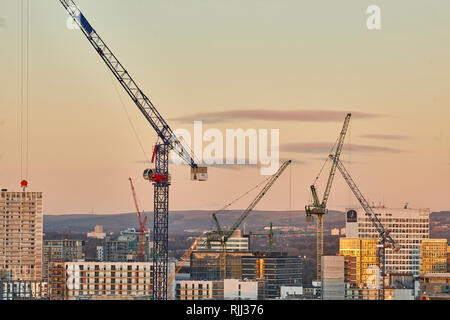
[210,174,272,231]
[109,72,151,165]
[19,0,30,182]
[26,0,29,180]
[348,122,352,208]
[289,164,292,227]
[311,135,340,187]
[20,0,23,181]
[108,72,201,167]
[308,134,341,205]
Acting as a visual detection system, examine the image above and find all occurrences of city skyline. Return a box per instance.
[0,0,449,215]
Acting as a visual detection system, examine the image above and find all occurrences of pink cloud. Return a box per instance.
[281,142,405,154]
[170,109,382,123]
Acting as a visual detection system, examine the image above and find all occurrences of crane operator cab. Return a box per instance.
[143,168,172,185]
[191,166,208,181]
[144,167,207,183]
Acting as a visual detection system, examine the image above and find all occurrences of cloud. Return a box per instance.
[169,109,382,124]
[0,17,7,29]
[280,142,405,154]
[359,134,410,141]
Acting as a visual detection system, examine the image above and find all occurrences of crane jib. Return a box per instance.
[79,13,94,35]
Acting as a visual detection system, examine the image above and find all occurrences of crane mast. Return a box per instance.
[330,155,400,300]
[305,113,351,281]
[60,0,206,300]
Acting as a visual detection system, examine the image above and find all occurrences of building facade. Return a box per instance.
[223,279,262,300]
[196,230,249,252]
[339,238,379,288]
[43,240,85,281]
[176,279,262,300]
[190,251,251,281]
[87,225,106,240]
[0,280,48,300]
[420,239,448,274]
[0,189,43,281]
[49,261,175,300]
[176,280,223,300]
[419,273,450,300]
[321,256,345,300]
[100,228,151,262]
[345,207,430,276]
[242,252,302,299]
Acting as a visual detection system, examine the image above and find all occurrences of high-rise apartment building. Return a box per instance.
[420,239,448,274]
[0,189,43,281]
[345,207,430,276]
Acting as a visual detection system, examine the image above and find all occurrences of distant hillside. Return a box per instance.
[430,211,450,223]
[44,210,449,239]
[44,210,346,234]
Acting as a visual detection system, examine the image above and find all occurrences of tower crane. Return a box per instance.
[60,1,207,300]
[330,155,401,300]
[305,113,351,282]
[205,160,292,278]
[129,178,148,262]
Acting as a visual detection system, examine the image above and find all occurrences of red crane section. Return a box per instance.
[129,177,148,262]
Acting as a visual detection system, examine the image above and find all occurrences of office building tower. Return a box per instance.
[345,207,429,276]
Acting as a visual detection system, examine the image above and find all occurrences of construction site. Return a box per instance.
[0,0,449,303]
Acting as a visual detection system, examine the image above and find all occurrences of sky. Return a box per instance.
[0,0,449,215]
